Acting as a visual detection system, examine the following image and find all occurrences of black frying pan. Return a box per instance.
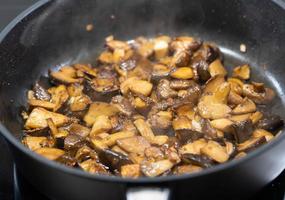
[0,0,285,199]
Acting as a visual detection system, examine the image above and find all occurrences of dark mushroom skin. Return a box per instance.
[256,114,284,132]
[21,35,283,178]
[182,153,215,168]
[229,120,254,143]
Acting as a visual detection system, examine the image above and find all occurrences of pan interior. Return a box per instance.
[0,0,284,147]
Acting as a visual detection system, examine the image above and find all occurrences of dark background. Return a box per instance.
[0,1,37,199]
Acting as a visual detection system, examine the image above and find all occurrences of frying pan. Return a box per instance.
[0,0,285,199]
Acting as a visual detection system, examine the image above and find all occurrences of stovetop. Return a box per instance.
[0,1,285,200]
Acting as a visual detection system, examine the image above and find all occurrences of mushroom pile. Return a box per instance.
[22,35,284,178]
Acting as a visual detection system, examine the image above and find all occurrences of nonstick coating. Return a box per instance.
[0,0,285,199]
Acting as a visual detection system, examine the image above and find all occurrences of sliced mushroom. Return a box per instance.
[48,85,70,111]
[171,36,201,52]
[201,141,229,163]
[171,50,191,67]
[101,131,135,147]
[117,136,151,154]
[69,123,90,138]
[141,159,174,177]
[148,111,173,134]
[203,75,225,94]
[232,98,256,115]
[74,64,97,77]
[174,165,202,175]
[64,134,85,150]
[176,129,203,145]
[250,111,263,124]
[151,135,169,146]
[170,67,194,80]
[229,119,254,143]
[134,118,155,142]
[98,149,132,170]
[253,129,274,142]
[129,79,153,96]
[98,51,114,64]
[25,108,69,129]
[153,36,171,60]
[111,145,128,156]
[179,138,207,155]
[172,116,192,131]
[228,91,243,105]
[152,64,171,79]
[79,159,110,175]
[229,113,251,122]
[28,99,56,110]
[210,118,233,132]
[84,102,119,126]
[35,147,65,160]
[242,84,275,104]
[208,59,227,77]
[144,146,164,160]
[182,153,214,168]
[156,79,178,99]
[256,114,284,131]
[121,164,141,178]
[90,115,112,137]
[50,66,82,84]
[237,136,266,152]
[33,82,51,101]
[22,136,51,151]
[232,64,250,80]
[138,40,154,58]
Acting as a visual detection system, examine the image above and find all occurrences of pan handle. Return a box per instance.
[126,187,171,200]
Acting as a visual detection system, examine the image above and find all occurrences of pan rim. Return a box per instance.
[0,0,284,184]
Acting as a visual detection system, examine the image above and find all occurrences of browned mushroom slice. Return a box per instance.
[98,51,113,64]
[156,79,177,99]
[171,36,201,52]
[170,67,194,80]
[171,50,191,67]
[175,104,195,120]
[210,118,233,132]
[256,114,284,131]
[172,116,192,131]
[98,149,133,170]
[79,159,110,175]
[111,145,128,156]
[201,141,229,163]
[228,91,243,105]
[234,152,247,159]
[129,79,153,96]
[90,115,112,137]
[129,153,144,164]
[35,147,65,160]
[237,136,266,152]
[28,99,56,110]
[229,119,253,143]
[229,113,251,122]
[174,165,202,175]
[148,111,173,134]
[169,80,193,90]
[69,95,91,112]
[101,131,135,147]
[48,85,70,111]
[91,77,119,93]
[152,64,171,79]
[179,139,207,155]
[225,141,235,156]
[74,64,97,77]
[22,136,51,151]
[69,123,90,138]
[75,145,98,162]
[242,84,276,104]
[46,118,67,139]
[121,164,141,178]
[228,78,243,95]
[203,75,225,94]
[25,108,69,129]
[111,95,135,116]
[232,98,256,115]
[232,64,250,80]
[253,129,274,142]
[144,146,164,160]
[134,118,155,142]
[153,36,171,60]
[64,134,85,150]
[198,95,231,119]
[33,82,51,101]
[249,111,263,124]
[151,135,169,146]
[181,153,214,168]
[176,129,203,145]
[141,159,174,177]
[50,66,82,84]
[83,102,119,126]
[117,136,151,154]
[208,59,227,77]
[137,40,154,58]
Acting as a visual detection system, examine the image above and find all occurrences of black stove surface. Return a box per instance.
[0,1,285,200]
